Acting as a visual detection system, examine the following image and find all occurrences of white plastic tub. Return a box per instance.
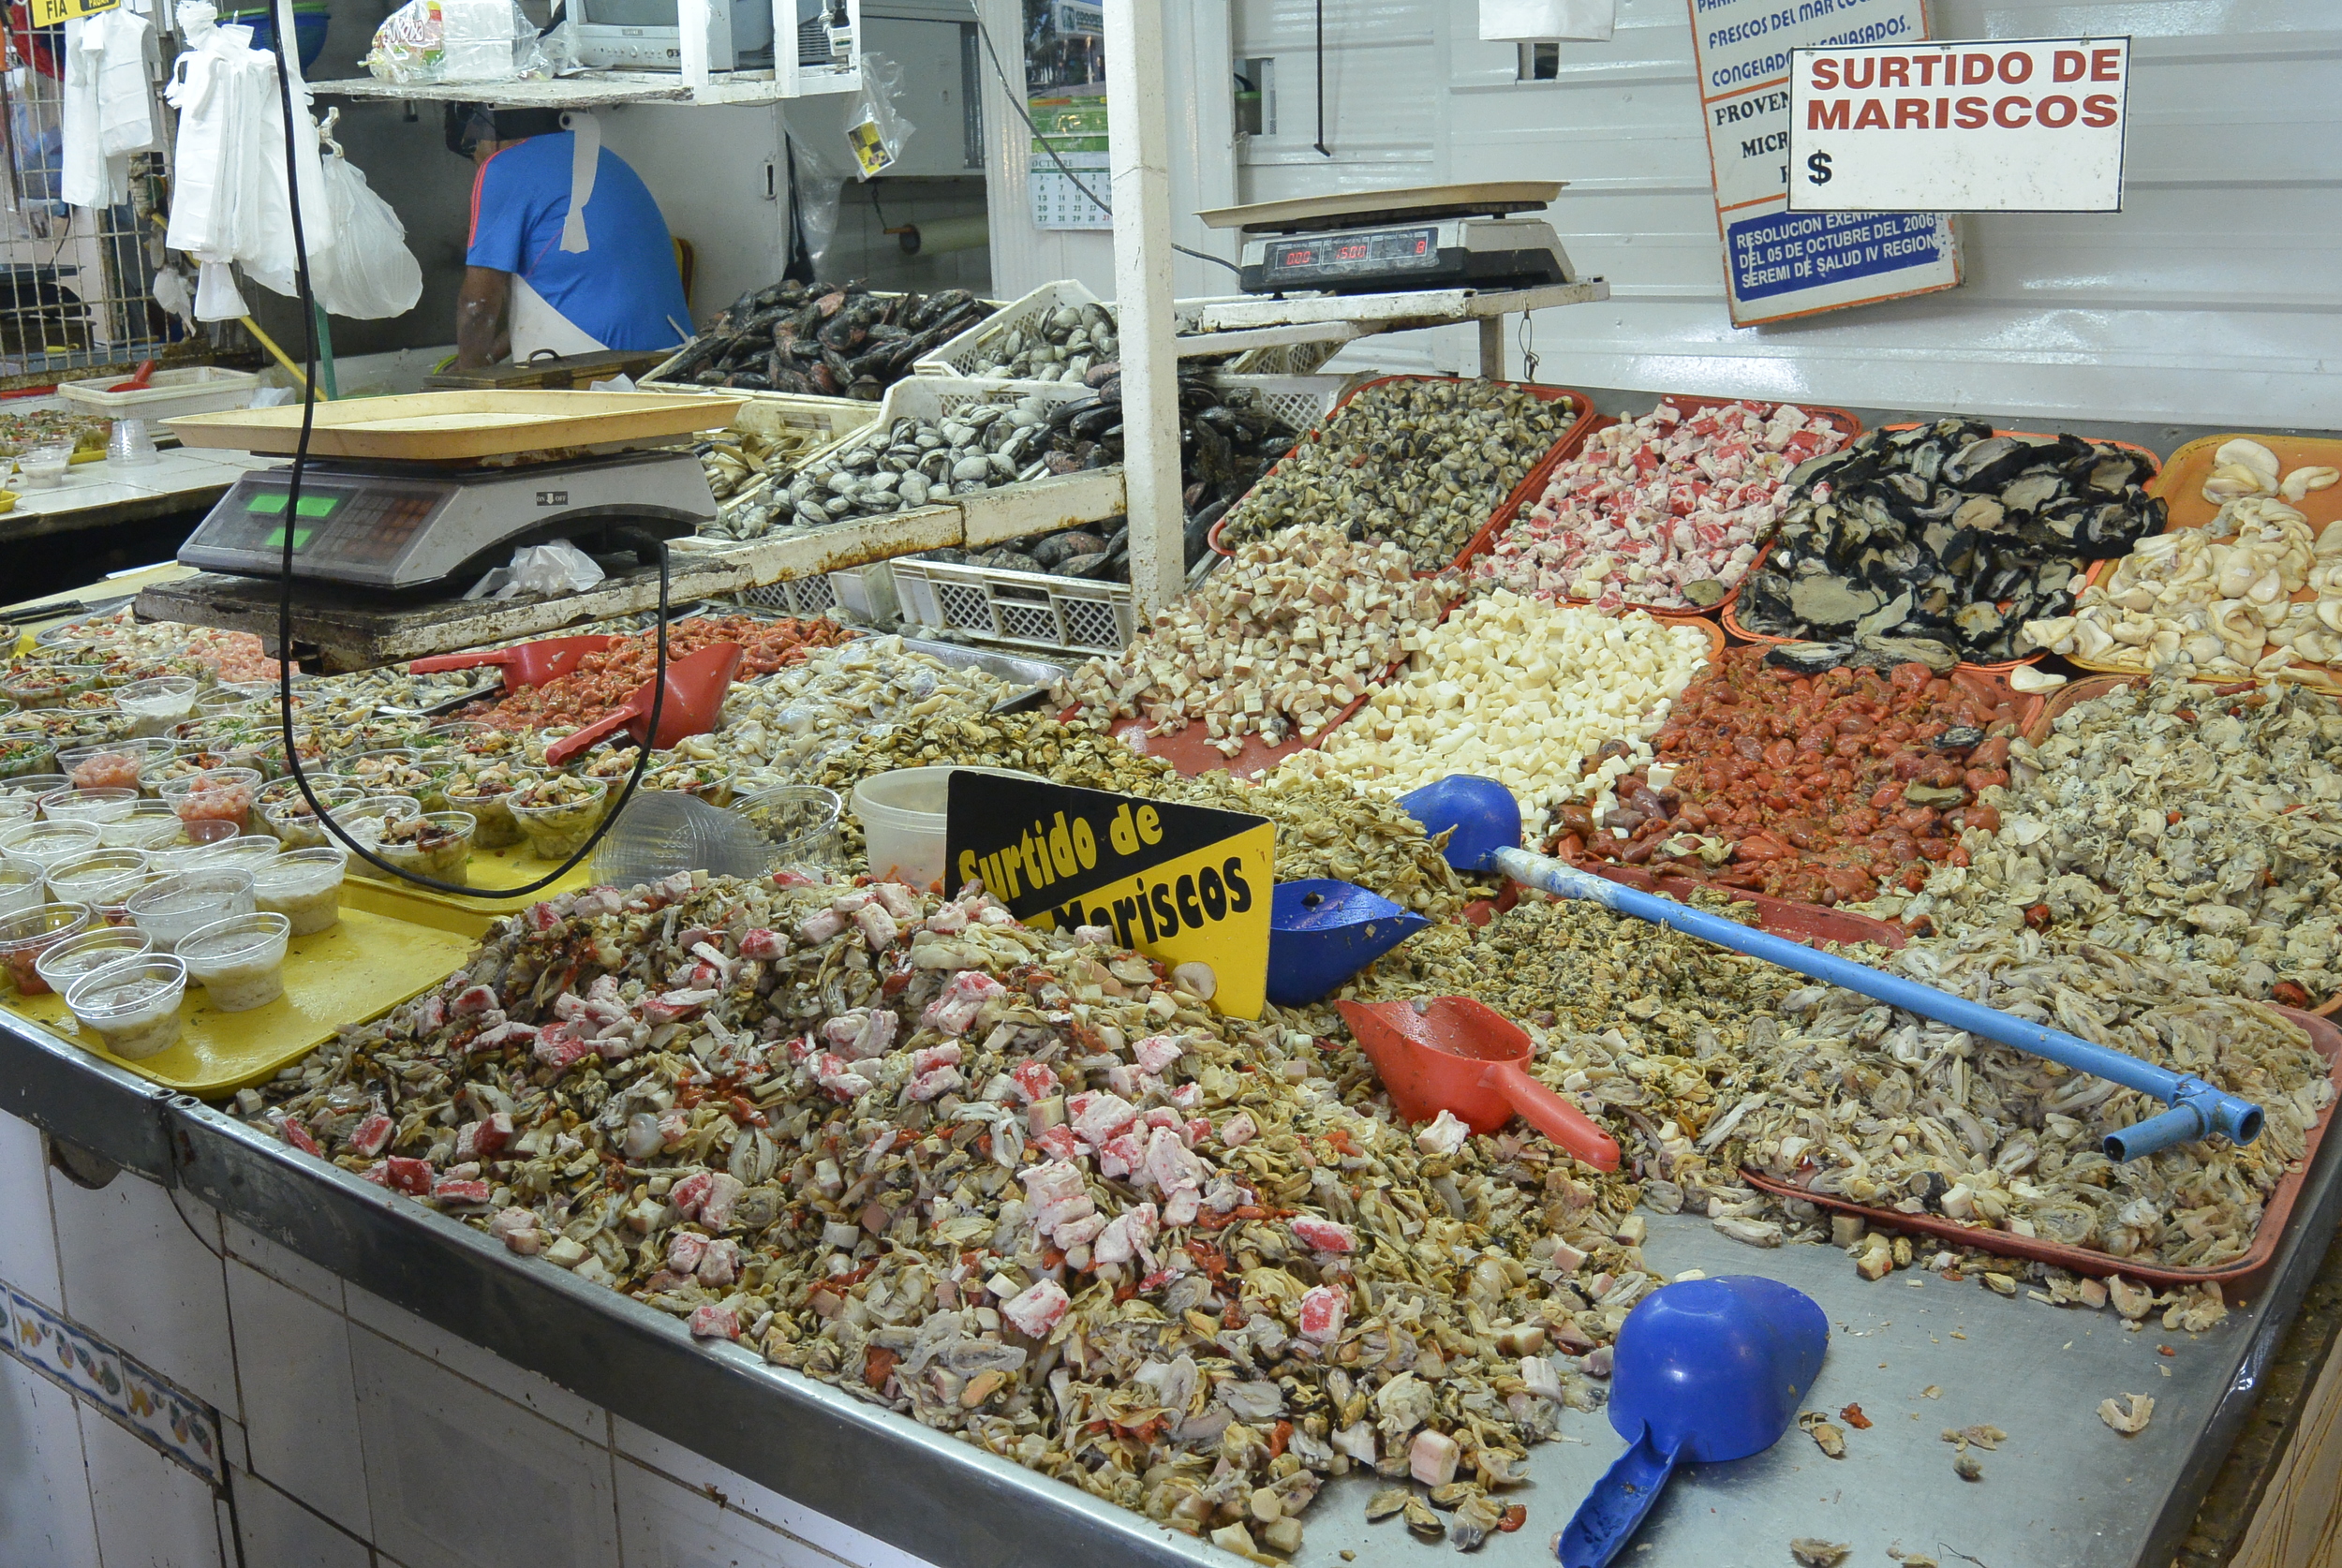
[849,765,1045,891]
[55,366,260,421]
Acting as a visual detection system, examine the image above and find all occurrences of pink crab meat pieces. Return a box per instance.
[871,882,923,921]
[665,1232,710,1274]
[814,1053,874,1100]
[532,1023,594,1071]
[487,1208,543,1255]
[347,1112,394,1158]
[699,1173,747,1230]
[1092,1202,1159,1267]
[920,969,1004,1036]
[455,1112,512,1161]
[1010,1061,1060,1102]
[1218,1109,1259,1147]
[688,1304,741,1340]
[1409,1428,1462,1487]
[737,927,786,960]
[381,1157,434,1195]
[432,1177,492,1206]
[1068,1090,1138,1147]
[797,908,845,944]
[1097,1132,1144,1179]
[1162,1184,1202,1226]
[695,1238,740,1286]
[451,984,499,1016]
[670,1170,715,1219]
[854,904,900,950]
[1297,1284,1348,1343]
[906,1064,965,1102]
[1001,1278,1071,1339]
[1132,1034,1185,1075]
[1291,1217,1356,1254]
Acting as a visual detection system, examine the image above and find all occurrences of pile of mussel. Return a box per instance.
[658,279,993,401]
[1735,418,2164,663]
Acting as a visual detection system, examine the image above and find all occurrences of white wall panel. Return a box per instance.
[1240,0,2342,425]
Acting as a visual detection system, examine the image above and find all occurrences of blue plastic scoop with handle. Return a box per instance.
[1395,774,2264,1161]
[1265,878,1430,1007]
[1558,1276,1830,1568]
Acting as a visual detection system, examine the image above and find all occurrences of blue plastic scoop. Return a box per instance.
[1396,775,2264,1161]
[1558,1277,1829,1568]
[1266,879,1429,1007]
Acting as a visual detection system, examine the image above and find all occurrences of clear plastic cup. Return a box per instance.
[327,794,422,853]
[147,821,248,874]
[65,954,186,1059]
[0,795,35,831]
[252,846,347,936]
[34,926,152,998]
[161,767,262,833]
[58,738,174,791]
[0,773,68,804]
[0,819,103,878]
[40,787,139,827]
[260,781,363,850]
[199,836,282,877]
[734,785,843,874]
[194,689,261,720]
[177,912,290,1012]
[126,868,256,954]
[508,777,609,861]
[45,849,152,908]
[0,865,43,920]
[116,676,200,737]
[374,810,475,884]
[100,800,189,852]
[0,901,94,993]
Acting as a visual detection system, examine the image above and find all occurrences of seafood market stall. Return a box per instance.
[0,385,2340,1568]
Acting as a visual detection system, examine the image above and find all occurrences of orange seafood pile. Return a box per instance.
[461,616,854,733]
[1565,645,2025,906]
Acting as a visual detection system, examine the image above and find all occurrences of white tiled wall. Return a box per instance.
[0,1109,934,1568]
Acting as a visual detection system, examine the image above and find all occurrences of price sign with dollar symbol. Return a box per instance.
[1683,0,1959,325]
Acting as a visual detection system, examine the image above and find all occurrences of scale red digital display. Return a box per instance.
[1264,224,1441,286]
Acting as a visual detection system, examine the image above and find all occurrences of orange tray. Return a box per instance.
[1208,374,1597,577]
[1747,1005,2342,1291]
[2063,433,2342,690]
[1723,423,2165,673]
[1459,393,1864,623]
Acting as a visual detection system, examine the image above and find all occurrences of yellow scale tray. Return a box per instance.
[5,904,477,1099]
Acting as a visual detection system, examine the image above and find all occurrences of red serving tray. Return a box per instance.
[1723,424,2165,674]
[1745,1005,2342,1292]
[1458,393,1864,623]
[1208,374,1597,578]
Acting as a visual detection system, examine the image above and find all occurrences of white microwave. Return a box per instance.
[563,0,852,73]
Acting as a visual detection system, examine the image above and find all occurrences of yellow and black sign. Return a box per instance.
[30,0,119,27]
[944,774,1275,1019]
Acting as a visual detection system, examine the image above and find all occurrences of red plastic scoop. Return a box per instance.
[106,359,156,393]
[541,642,742,768]
[1338,996,1621,1171]
[408,634,617,689]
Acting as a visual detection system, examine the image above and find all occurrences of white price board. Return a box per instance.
[1686,0,1961,326]
[1789,37,2130,213]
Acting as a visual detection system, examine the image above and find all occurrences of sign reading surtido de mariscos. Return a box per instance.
[944,775,1275,1020]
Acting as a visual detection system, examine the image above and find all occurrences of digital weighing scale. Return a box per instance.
[176,448,718,593]
[1198,181,1579,296]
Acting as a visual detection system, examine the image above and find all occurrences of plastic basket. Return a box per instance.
[912,280,1110,381]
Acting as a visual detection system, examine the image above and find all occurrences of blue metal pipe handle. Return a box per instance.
[1490,849,2265,1161]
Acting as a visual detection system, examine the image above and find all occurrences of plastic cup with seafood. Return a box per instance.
[374,811,475,884]
[0,818,102,879]
[33,926,152,998]
[65,955,186,1059]
[508,776,609,860]
[327,794,422,855]
[162,767,262,834]
[146,820,245,873]
[645,760,738,809]
[1,667,98,710]
[40,786,139,828]
[196,835,282,878]
[116,676,200,737]
[262,783,366,850]
[732,785,843,874]
[194,688,262,720]
[45,849,152,910]
[441,763,538,851]
[0,865,42,920]
[0,901,94,993]
[252,846,346,936]
[0,733,57,781]
[126,868,255,954]
[98,800,185,851]
[58,737,176,792]
[0,772,67,805]
[177,911,291,1012]
[421,721,497,756]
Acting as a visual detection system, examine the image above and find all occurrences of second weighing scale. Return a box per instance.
[1198,181,1579,296]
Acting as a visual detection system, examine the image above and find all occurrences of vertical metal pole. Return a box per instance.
[1478,315,1505,378]
[1104,0,1182,616]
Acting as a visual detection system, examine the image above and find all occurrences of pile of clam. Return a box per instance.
[1212,378,1581,572]
[764,396,1087,530]
[955,299,1119,382]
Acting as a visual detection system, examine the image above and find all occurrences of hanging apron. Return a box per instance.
[508,111,605,362]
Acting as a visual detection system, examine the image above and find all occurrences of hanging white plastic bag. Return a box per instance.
[844,52,913,179]
[308,135,423,318]
[363,0,445,82]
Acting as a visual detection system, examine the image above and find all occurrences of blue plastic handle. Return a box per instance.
[1556,1426,1681,1568]
[1492,848,2264,1161]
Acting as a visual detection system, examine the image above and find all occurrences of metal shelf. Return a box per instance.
[306,63,861,109]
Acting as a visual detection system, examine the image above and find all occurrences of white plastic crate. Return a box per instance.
[912,280,1109,381]
[1224,339,1345,377]
[736,562,897,625]
[57,365,259,420]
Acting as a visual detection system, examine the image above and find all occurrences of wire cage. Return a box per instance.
[0,9,188,377]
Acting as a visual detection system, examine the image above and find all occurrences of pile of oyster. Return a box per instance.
[1736,419,2165,663]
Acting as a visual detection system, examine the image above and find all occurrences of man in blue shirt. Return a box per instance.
[447,104,692,369]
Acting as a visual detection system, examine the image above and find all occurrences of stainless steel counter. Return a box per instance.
[0,1001,2330,1568]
